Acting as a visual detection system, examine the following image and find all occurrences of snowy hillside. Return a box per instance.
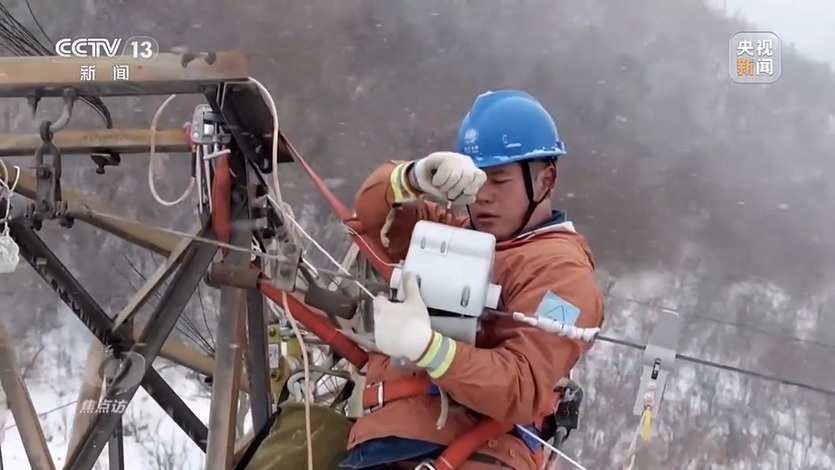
[1,309,210,470]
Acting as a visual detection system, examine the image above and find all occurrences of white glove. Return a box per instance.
[412,152,487,205]
[373,273,433,362]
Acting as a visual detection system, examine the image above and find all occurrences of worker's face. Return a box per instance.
[469,162,555,240]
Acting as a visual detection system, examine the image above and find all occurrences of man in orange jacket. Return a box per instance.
[341,90,605,470]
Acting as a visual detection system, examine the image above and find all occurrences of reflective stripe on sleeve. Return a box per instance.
[390,162,419,204]
[416,332,457,379]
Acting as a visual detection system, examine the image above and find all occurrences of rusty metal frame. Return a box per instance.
[205,179,253,470]
[0,50,360,470]
[8,222,211,459]
[66,341,106,462]
[64,235,219,469]
[112,223,201,329]
[245,264,272,431]
[1,165,179,255]
[0,128,190,157]
[0,324,55,470]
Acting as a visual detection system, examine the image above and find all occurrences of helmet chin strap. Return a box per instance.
[467,160,555,239]
[507,161,545,238]
[508,160,553,238]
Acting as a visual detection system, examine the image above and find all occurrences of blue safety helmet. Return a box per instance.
[456,90,566,169]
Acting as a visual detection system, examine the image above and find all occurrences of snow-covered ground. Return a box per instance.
[1,309,213,469]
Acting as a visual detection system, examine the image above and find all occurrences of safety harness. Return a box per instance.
[361,375,554,470]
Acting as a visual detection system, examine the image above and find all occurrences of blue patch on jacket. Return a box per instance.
[534,290,580,326]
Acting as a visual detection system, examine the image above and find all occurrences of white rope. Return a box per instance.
[0,160,21,272]
[279,291,314,470]
[514,425,588,470]
[622,413,649,470]
[0,159,20,229]
[247,77,301,245]
[147,95,195,207]
[265,196,375,298]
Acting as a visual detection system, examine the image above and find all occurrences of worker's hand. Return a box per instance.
[373,273,433,362]
[411,151,487,205]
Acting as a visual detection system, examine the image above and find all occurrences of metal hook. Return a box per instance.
[31,88,78,135]
[35,121,62,179]
[33,135,63,217]
[34,142,62,177]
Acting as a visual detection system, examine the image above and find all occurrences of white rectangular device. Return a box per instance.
[389,220,502,344]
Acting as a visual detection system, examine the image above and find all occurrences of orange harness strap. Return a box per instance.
[211,152,232,255]
[363,378,542,470]
[283,135,394,280]
[187,120,231,256]
[259,282,369,369]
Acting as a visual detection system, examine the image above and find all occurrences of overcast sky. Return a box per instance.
[725,0,835,64]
